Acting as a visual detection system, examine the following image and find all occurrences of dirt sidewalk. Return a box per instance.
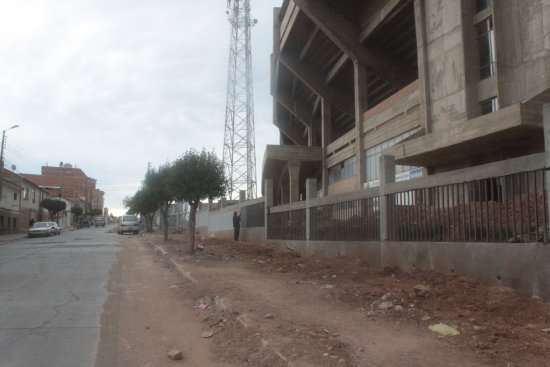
[97,232,550,366]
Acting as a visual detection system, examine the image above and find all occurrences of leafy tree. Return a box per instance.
[70,205,83,218]
[143,164,174,240]
[90,208,103,217]
[169,149,226,253]
[124,186,158,232]
[40,198,67,221]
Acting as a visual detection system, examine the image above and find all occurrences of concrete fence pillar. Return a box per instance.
[544,104,550,223]
[264,179,273,243]
[305,178,317,241]
[239,190,246,202]
[288,161,301,203]
[379,155,396,241]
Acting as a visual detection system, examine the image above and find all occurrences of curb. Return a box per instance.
[153,245,198,285]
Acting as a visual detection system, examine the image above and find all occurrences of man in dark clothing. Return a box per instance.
[233,210,241,241]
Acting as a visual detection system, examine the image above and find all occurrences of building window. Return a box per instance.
[480,96,499,115]
[13,192,17,200]
[32,189,36,202]
[0,216,3,227]
[365,128,421,187]
[477,17,496,80]
[12,218,16,228]
[328,155,357,184]
[24,187,29,200]
[476,0,491,12]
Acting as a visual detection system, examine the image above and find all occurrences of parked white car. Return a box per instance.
[118,215,139,235]
[28,222,53,237]
[47,222,61,235]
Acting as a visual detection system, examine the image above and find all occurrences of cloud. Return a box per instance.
[0,0,281,216]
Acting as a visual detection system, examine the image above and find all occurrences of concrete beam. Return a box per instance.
[325,53,349,84]
[273,115,308,146]
[360,0,407,42]
[293,0,412,89]
[299,26,320,61]
[274,90,313,129]
[274,50,354,118]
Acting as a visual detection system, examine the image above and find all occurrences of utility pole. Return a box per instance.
[59,162,64,198]
[223,0,258,200]
[0,124,19,201]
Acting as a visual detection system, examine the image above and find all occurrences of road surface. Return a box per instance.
[0,226,119,367]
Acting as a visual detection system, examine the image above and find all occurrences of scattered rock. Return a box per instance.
[201,331,214,338]
[429,323,460,336]
[321,284,335,289]
[200,295,216,307]
[473,325,485,331]
[378,301,394,310]
[542,328,550,333]
[264,313,274,319]
[167,349,183,360]
[393,305,404,312]
[526,324,536,330]
[421,315,431,321]
[413,284,430,292]
[366,311,376,317]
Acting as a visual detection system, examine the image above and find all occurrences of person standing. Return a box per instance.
[233,210,241,241]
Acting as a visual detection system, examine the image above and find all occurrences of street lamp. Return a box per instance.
[0,124,20,200]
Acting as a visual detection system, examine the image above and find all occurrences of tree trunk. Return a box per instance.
[146,214,154,232]
[161,204,169,241]
[188,204,198,253]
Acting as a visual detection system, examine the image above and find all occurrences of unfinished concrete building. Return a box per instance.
[263,0,550,205]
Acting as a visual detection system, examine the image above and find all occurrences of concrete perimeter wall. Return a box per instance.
[196,197,266,243]
[269,239,550,301]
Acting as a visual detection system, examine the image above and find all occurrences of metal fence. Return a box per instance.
[242,202,265,228]
[310,197,380,241]
[388,169,548,243]
[267,208,306,240]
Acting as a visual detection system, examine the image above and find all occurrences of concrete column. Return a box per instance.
[239,190,246,202]
[379,155,396,241]
[544,104,550,224]
[305,178,317,241]
[264,179,273,243]
[264,179,274,209]
[414,0,432,133]
[321,98,332,196]
[353,61,367,189]
[288,161,301,203]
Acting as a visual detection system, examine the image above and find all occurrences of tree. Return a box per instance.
[143,164,174,240]
[124,186,158,232]
[70,205,83,217]
[169,149,226,253]
[90,208,103,217]
[40,198,67,221]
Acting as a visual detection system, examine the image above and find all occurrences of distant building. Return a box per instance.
[0,168,50,234]
[22,164,104,214]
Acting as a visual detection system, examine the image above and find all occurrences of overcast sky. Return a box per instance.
[0,0,282,216]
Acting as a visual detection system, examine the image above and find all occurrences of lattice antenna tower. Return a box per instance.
[223,0,257,200]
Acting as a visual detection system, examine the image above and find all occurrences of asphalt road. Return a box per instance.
[0,225,121,367]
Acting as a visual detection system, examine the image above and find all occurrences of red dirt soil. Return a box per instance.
[111,231,550,366]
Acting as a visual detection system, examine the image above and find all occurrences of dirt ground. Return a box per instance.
[98,231,550,367]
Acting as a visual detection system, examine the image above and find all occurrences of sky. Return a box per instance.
[0,0,282,216]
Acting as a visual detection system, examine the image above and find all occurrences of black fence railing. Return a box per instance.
[267,209,306,240]
[242,202,265,228]
[388,169,548,243]
[310,197,380,241]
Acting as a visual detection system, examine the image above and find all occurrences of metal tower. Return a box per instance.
[223,0,257,200]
